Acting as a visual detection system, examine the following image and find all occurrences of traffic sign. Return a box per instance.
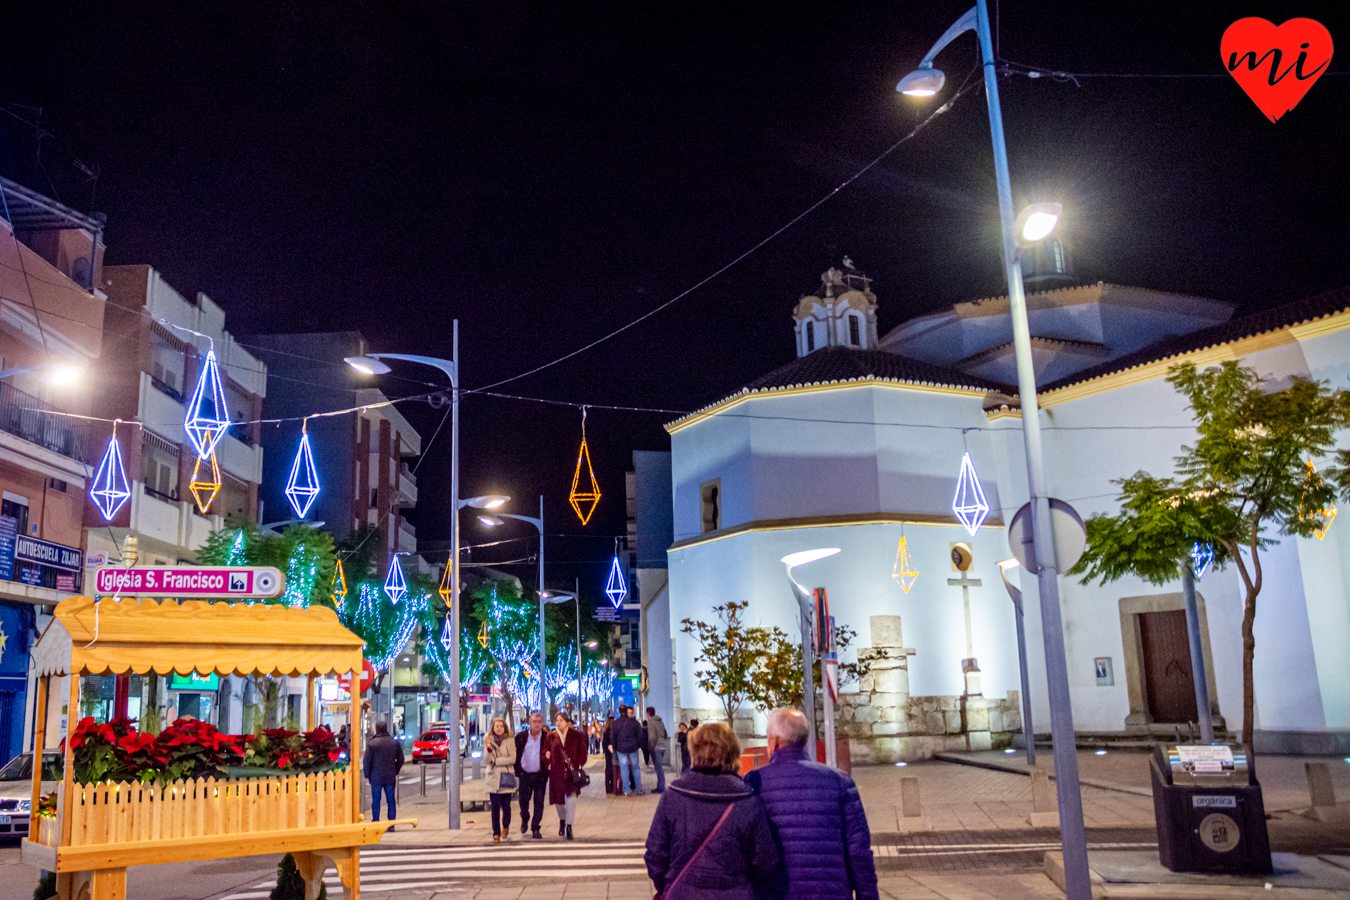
[1007,498,1086,573]
[94,566,284,598]
[338,659,376,695]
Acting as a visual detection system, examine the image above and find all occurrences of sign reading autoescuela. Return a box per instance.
[15,536,83,571]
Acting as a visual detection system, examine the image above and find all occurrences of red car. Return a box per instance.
[413,730,450,762]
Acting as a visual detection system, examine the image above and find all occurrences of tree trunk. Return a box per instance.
[1242,585,1257,746]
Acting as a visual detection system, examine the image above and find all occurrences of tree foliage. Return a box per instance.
[1070,360,1350,744]
[746,623,871,713]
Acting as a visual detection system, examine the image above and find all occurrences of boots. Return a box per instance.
[566,824,574,841]
[559,820,566,837]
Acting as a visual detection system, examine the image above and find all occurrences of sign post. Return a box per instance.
[94,566,284,599]
[814,588,838,770]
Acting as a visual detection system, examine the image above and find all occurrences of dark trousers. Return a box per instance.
[603,750,615,793]
[490,792,513,835]
[371,782,396,821]
[518,771,547,833]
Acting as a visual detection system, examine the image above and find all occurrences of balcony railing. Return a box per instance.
[0,381,96,464]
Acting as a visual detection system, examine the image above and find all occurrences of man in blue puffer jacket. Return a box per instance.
[744,709,878,900]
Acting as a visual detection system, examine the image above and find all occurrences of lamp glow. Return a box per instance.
[1021,213,1058,242]
[478,515,502,527]
[897,67,945,96]
[41,363,84,385]
[952,452,990,536]
[605,555,628,609]
[384,556,408,605]
[284,431,321,518]
[184,349,232,460]
[1013,202,1063,247]
[782,548,842,569]
[89,429,131,521]
[892,536,918,593]
[344,356,392,375]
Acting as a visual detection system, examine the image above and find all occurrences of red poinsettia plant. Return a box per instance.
[157,718,245,782]
[244,725,341,772]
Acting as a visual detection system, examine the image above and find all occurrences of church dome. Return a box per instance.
[793,258,879,357]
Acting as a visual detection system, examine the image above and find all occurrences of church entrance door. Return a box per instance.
[1138,610,1199,724]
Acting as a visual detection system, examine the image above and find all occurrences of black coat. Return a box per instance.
[363,733,404,785]
[514,728,550,779]
[610,714,643,754]
[645,769,780,900]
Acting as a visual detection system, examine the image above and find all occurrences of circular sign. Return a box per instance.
[1198,813,1240,853]
[255,569,280,595]
[1008,498,1087,573]
[338,660,376,695]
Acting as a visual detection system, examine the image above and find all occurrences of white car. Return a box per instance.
[0,752,63,840]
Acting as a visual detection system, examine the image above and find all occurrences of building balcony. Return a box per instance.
[397,465,417,505]
[129,482,222,553]
[0,381,97,466]
[397,520,417,555]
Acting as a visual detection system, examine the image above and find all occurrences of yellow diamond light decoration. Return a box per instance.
[439,557,454,604]
[188,450,222,513]
[333,559,348,605]
[569,437,601,525]
[892,535,918,593]
[1301,460,1338,540]
[477,622,489,649]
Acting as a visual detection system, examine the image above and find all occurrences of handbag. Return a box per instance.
[655,802,735,900]
[498,771,518,790]
[563,732,591,789]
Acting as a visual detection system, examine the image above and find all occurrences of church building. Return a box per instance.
[662,255,1350,761]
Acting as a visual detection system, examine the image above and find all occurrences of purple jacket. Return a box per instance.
[744,745,879,900]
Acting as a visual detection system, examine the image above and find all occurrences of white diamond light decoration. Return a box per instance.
[1191,542,1213,579]
[184,349,232,460]
[384,555,408,605]
[90,433,131,520]
[952,452,990,536]
[440,616,453,652]
[605,555,627,609]
[285,432,321,518]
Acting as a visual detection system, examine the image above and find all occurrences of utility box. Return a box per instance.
[1149,743,1272,874]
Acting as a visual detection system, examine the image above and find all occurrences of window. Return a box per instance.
[48,479,68,493]
[849,315,860,346]
[805,320,815,352]
[1052,239,1065,273]
[142,432,181,500]
[1,494,29,536]
[699,478,722,534]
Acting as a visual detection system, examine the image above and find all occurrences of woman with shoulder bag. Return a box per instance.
[644,723,779,900]
[485,717,518,842]
[545,712,588,840]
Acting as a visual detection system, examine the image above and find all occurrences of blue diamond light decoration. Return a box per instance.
[184,349,232,460]
[952,452,990,537]
[89,433,131,520]
[440,617,453,652]
[384,555,408,605]
[285,432,321,518]
[605,555,627,609]
[1191,542,1213,579]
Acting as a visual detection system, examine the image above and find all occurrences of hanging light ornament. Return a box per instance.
[1190,542,1214,579]
[952,452,990,537]
[1301,460,1337,540]
[568,407,601,525]
[438,555,454,606]
[441,617,454,652]
[184,348,232,460]
[605,540,628,609]
[333,558,348,605]
[892,533,918,593]
[384,554,408,605]
[89,421,131,521]
[284,422,321,518]
[478,621,490,649]
[188,450,222,513]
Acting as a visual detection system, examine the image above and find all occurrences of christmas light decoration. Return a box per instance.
[892,534,918,593]
[90,424,131,520]
[441,617,454,652]
[952,452,990,537]
[439,557,454,606]
[1301,460,1337,540]
[605,542,627,608]
[384,555,408,605]
[568,408,601,525]
[184,348,232,460]
[285,426,321,518]
[478,621,490,648]
[188,450,222,513]
[1191,542,1213,579]
[333,559,348,605]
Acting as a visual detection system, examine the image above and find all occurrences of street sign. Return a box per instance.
[94,566,285,598]
[338,659,376,695]
[595,605,620,623]
[1007,499,1086,573]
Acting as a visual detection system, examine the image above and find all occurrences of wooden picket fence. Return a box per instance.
[40,770,354,847]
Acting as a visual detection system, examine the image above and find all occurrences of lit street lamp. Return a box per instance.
[996,559,1036,766]
[782,548,841,762]
[477,496,550,717]
[898,4,1088,897]
[540,589,579,722]
[0,361,85,384]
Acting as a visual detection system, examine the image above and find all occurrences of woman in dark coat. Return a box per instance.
[545,712,588,840]
[602,713,617,794]
[645,723,780,900]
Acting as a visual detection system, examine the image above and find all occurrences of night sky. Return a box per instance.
[3,1,1347,596]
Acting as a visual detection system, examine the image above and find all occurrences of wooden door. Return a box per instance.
[1139,610,1199,724]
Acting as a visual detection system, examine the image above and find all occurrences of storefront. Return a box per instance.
[166,671,220,723]
[0,601,36,767]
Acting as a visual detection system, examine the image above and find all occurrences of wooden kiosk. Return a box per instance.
[22,595,414,900]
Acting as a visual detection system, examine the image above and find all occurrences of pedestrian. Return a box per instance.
[363,720,404,825]
[589,720,601,754]
[545,712,588,840]
[639,709,651,766]
[485,717,517,843]
[677,722,690,773]
[609,705,644,796]
[513,711,549,839]
[602,713,617,794]
[644,722,780,900]
[744,709,879,900]
[646,706,668,793]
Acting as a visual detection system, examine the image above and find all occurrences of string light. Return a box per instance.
[188,450,222,513]
[1190,542,1213,579]
[605,539,627,609]
[90,422,131,521]
[284,424,321,518]
[184,349,232,460]
[952,452,990,537]
[1301,460,1337,540]
[569,407,601,525]
[892,534,918,593]
[384,555,408,605]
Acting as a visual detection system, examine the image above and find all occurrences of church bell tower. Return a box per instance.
[792,258,879,357]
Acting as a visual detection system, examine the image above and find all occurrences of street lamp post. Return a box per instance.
[541,589,578,721]
[480,496,548,716]
[782,548,841,756]
[899,5,1090,897]
[997,559,1037,766]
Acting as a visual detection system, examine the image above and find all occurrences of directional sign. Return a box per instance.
[94,566,285,599]
[338,659,376,695]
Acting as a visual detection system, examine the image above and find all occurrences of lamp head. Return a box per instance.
[344,356,392,376]
[477,515,503,527]
[463,494,510,510]
[897,66,945,97]
[540,590,577,604]
[1013,202,1062,247]
[41,363,84,385]
[585,641,598,648]
[781,548,841,570]
[997,558,1020,573]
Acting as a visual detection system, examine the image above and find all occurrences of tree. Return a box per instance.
[746,623,874,714]
[681,601,775,724]
[1071,360,1350,745]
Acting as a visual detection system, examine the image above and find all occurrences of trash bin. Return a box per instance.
[1149,743,1271,874]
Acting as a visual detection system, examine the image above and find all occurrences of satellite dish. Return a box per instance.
[1007,498,1086,573]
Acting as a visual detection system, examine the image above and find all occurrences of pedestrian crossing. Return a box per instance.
[214,841,651,898]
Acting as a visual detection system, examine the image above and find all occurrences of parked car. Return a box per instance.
[412,729,450,762]
[0,752,63,841]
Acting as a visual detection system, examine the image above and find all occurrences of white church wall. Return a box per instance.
[671,412,752,542]
[872,389,1000,520]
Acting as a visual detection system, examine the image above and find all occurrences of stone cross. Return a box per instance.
[948,571,983,694]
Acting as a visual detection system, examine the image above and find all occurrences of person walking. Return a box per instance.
[646,706,668,793]
[545,712,588,840]
[677,722,690,774]
[744,709,879,900]
[602,713,617,794]
[514,711,549,839]
[644,722,780,900]
[609,705,644,796]
[485,717,517,843]
[363,720,404,824]
[639,710,651,766]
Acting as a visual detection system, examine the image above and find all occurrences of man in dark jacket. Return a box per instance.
[514,711,549,838]
[608,705,644,795]
[363,720,405,822]
[744,709,879,900]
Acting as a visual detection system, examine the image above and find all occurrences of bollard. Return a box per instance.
[1306,762,1345,824]
[1029,769,1060,828]
[421,761,428,797]
[441,758,448,792]
[897,775,931,832]
[472,751,483,782]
